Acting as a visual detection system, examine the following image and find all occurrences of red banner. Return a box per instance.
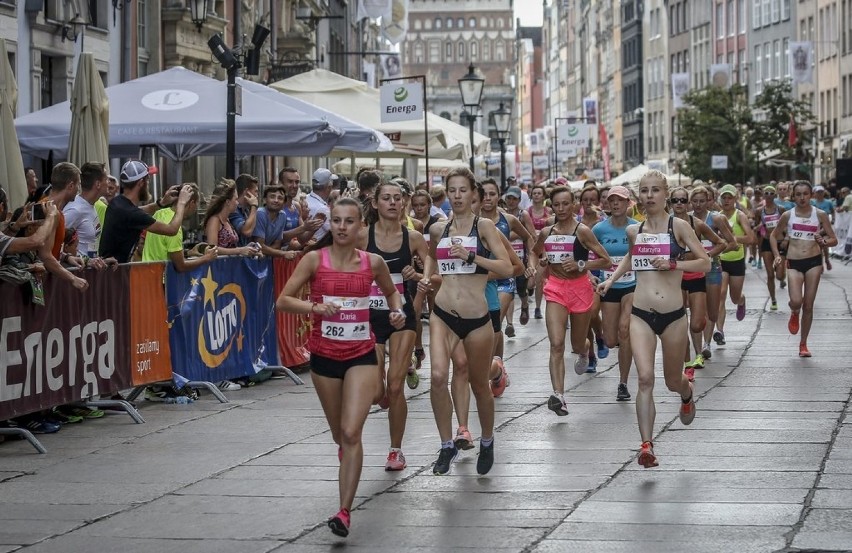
[273,258,310,368]
[599,123,611,182]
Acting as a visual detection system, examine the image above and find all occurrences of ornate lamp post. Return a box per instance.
[494,102,511,192]
[458,64,485,172]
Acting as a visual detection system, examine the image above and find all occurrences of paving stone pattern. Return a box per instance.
[1,262,850,552]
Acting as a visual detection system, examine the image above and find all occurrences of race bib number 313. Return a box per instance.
[320,296,371,341]
[631,233,670,271]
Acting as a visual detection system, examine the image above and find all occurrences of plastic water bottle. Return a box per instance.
[163,396,191,404]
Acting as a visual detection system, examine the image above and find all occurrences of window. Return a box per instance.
[480,16,487,27]
[446,41,452,58]
[496,41,505,61]
[771,0,780,23]
[738,0,746,32]
[471,41,478,60]
[469,17,476,28]
[754,44,762,93]
[716,3,725,37]
[446,17,452,28]
[414,19,421,30]
[458,17,464,27]
[424,19,431,30]
[763,41,770,81]
[781,0,790,20]
[783,38,789,76]
[727,0,734,35]
[137,0,147,49]
[753,0,761,29]
[429,41,440,63]
[762,0,770,26]
[457,40,465,60]
[435,17,441,29]
[414,43,423,63]
[483,41,490,61]
[774,39,780,78]
[738,49,745,82]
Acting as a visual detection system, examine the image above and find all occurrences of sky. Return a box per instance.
[515,0,544,26]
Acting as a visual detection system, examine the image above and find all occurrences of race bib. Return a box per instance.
[320,296,371,341]
[436,236,477,274]
[368,273,406,310]
[763,212,780,229]
[511,239,525,259]
[603,255,635,284]
[702,239,714,253]
[631,233,670,271]
[790,219,818,241]
[544,234,575,264]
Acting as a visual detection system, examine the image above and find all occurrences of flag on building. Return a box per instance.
[599,123,610,182]
[788,113,797,148]
[709,64,732,89]
[789,42,813,84]
[671,72,690,108]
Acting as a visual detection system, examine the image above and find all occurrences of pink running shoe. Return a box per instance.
[384,450,407,471]
[328,508,351,537]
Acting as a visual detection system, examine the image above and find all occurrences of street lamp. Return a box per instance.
[189,0,210,32]
[458,63,485,171]
[494,102,511,192]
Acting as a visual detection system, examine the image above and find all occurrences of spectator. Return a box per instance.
[306,169,335,242]
[811,185,835,223]
[278,166,322,250]
[229,173,260,245]
[94,174,118,225]
[357,169,382,212]
[429,184,450,216]
[25,167,38,197]
[0,185,59,258]
[142,183,218,271]
[203,180,261,258]
[838,187,852,212]
[252,184,317,259]
[63,162,108,258]
[99,160,193,263]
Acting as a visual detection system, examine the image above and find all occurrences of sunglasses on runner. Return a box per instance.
[670,197,689,204]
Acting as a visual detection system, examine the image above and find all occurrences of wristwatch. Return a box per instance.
[577,260,586,272]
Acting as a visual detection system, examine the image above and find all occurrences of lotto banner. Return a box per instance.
[0,267,132,421]
[165,257,278,384]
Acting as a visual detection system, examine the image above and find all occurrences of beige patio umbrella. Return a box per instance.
[68,53,109,168]
[0,39,27,209]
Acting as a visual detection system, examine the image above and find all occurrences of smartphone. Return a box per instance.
[337,177,348,194]
[30,203,46,221]
[197,243,210,254]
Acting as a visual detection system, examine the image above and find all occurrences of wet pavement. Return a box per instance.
[1,259,851,552]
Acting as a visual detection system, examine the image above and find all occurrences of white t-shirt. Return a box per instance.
[63,195,101,256]
[429,205,444,218]
[306,191,330,241]
[519,190,532,210]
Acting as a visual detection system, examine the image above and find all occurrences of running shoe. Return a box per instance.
[433,445,459,475]
[712,331,726,346]
[799,343,812,358]
[616,383,631,401]
[476,441,495,475]
[692,354,705,369]
[701,343,712,359]
[770,301,778,311]
[756,260,763,269]
[534,308,543,319]
[597,339,609,359]
[788,311,800,335]
[748,256,754,266]
[680,383,696,425]
[19,418,62,434]
[684,366,695,382]
[504,323,516,338]
[414,348,426,370]
[57,405,104,419]
[826,259,833,271]
[779,279,787,289]
[454,426,474,450]
[573,353,589,375]
[638,441,658,468]
[328,508,351,537]
[385,450,407,471]
[520,307,530,326]
[490,357,508,398]
[547,394,569,416]
[736,296,746,321]
[47,407,83,424]
[585,356,598,373]
[406,367,420,390]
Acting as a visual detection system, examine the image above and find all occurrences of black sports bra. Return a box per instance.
[440,216,491,275]
[548,223,589,262]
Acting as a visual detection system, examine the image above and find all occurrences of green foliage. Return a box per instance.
[676,81,816,183]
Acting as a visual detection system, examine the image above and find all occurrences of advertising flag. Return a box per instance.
[789,42,813,83]
[380,81,423,123]
[671,72,690,108]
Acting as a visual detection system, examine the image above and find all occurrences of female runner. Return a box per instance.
[359,181,429,470]
[276,198,405,537]
[410,189,444,371]
[592,185,638,401]
[715,184,755,345]
[669,187,726,381]
[532,187,610,416]
[527,184,553,319]
[598,171,709,468]
[688,184,736,357]
[577,184,608,367]
[418,167,513,476]
[770,181,837,357]
[754,185,786,311]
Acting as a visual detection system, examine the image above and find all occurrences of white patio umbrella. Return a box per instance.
[0,38,26,209]
[68,53,110,167]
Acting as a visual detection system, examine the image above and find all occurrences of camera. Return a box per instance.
[30,203,45,221]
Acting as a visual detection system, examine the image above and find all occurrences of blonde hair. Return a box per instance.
[639,169,668,188]
[689,185,711,202]
[669,186,689,200]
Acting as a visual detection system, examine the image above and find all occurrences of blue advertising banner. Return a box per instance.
[165,257,278,383]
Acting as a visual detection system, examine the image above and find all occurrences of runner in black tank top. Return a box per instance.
[359,182,430,472]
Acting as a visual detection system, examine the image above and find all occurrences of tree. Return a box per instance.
[751,80,817,179]
[677,84,753,183]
